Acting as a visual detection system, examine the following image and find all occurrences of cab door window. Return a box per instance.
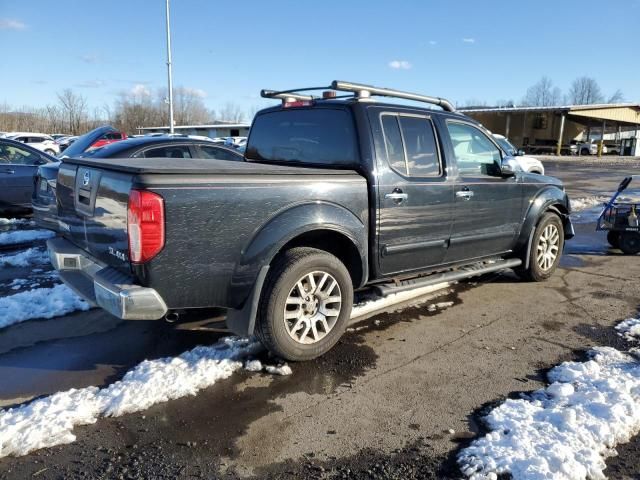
[446,122,501,176]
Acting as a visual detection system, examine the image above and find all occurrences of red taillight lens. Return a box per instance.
[127,190,165,263]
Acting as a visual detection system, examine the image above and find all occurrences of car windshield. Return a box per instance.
[494,136,517,155]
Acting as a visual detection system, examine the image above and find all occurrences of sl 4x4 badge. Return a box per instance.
[108,247,127,262]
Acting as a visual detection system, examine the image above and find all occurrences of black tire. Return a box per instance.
[580,148,590,156]
[44,149,56,156]
[256,247,353,361]
[607,231,621,249]
[619,232,640,255]
[516,212,564,282]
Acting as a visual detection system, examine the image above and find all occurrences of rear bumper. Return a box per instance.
[47,237,168,320]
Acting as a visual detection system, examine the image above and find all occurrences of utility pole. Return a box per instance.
[165,0,175,133]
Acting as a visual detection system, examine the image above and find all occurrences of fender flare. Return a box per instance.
[226,202,367,337]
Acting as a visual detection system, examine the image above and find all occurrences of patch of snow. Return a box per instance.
[0,229,54,246]
[0,337,261,457]
[0,218,33,226]
[458,344,640,480]
[0,284,89,330]
[570,196,608,212]
[244,359,263,372]
[265,364,293,376]
[0,248,50,268]
[351,282,450,319]
[616,317,640,341]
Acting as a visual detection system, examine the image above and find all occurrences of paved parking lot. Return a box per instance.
[0,160,639,479]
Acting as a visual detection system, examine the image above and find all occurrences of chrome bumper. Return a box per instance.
[47,237,168,320]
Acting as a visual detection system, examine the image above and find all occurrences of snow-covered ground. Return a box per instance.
[0,284,90,329]
[458,315,640,480]
[0,248,49,268]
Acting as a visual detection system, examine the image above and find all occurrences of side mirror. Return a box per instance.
[516,149,525,156]
[500,157,519,177]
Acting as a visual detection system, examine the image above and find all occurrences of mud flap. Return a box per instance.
[225,266,270,337]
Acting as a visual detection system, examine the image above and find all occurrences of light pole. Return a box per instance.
[165,0,175,134]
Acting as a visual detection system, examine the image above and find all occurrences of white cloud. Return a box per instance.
[428,40,437,46]
[0,19,26,30]
[388,60,412,70]
[130,84,151,97]
[462,38,476,44]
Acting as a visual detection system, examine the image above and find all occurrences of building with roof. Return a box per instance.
[460,103,640,156]
[138,123,250,139]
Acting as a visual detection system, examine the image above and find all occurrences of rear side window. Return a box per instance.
[380,114,441,177]
[199,145,240,162]
[246,108,358,166]
[144,145,192,159]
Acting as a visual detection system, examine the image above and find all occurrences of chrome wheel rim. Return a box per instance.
[536,224,560,271]
[284,271,342,345]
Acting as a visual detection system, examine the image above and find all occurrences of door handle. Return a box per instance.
[385,189,408,203]
[456,190,474,200]
[0,169,15,174]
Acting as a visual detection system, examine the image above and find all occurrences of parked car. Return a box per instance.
[0,138,56,213]
[578,140,608,156]
[50,134,69,141]
[33,136,243,232]
[604,143,621,155]
[57,135,78,153]
[492,134,545,174]
[89,130,127,150]
[47,80,573,362]
[8,133,60,156]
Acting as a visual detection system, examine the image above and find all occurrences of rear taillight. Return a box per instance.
[127,190,165,263]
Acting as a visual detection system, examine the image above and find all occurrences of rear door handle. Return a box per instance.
[385,189,408,203]
[0,169,15,174]
[456,190,474,200]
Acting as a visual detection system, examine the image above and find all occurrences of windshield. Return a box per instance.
[245,108,358,167]
[494,136,517,155]
[58,126,117,158]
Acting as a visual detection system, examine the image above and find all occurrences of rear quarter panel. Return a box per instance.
[134,173,368,310]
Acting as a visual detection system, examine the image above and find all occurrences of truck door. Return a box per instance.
[440,120,522,264]
[369,108,454,276]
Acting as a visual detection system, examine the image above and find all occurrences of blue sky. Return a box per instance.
[1,0,639,116]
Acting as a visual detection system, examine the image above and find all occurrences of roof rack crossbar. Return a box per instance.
[260,89,315,102]
[331,80,455,112]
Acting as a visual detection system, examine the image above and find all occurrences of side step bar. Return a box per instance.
[372,258,522,296]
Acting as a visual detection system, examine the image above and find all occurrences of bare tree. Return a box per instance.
[522,77,562,107]
[171,87,211,126]
[57,89,88,134]
[607,89,625,103]
[217,102,245,123]
[567,76,604,105]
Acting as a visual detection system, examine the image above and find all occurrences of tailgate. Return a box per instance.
[57,161,132,273]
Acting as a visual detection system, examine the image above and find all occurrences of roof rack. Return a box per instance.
[260,80,455,112]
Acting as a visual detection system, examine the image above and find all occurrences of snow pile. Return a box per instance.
[351,282,449,318]
[244,359,263,372]
[0,284,89,329]
[570,196,608,212]
[0,248,50,268]
[459,318,640,480]
[0,337,261,457]
[616,317,640,341]
[0,229,54,246]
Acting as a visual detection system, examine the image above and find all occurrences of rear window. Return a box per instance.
[245,108,358,166]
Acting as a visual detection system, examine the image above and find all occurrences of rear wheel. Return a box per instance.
[516,212,564,282]
[619,232,640,255]
[256,247,353,361]
[607,231,621,249]
[580,148,590,156]
[44,149,56,156]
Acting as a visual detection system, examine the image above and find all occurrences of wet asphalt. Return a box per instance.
[0,160,640,479]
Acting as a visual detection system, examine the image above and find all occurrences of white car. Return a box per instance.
[578,141,607,156]
[8,133,60,156]
[492,134,545,175]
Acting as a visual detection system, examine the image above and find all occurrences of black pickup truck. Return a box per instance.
[48,81,573,361]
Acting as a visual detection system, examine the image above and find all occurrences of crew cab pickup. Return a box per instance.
[48,80,574,361]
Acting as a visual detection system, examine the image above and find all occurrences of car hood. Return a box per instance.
[58,126,118,159]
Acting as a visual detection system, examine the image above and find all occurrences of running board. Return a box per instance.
[372,258,522,296]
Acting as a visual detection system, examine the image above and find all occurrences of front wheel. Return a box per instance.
[256,247,353,361]
[619,232,640,255]
[44,149,56,156]
[516,212,564,282]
